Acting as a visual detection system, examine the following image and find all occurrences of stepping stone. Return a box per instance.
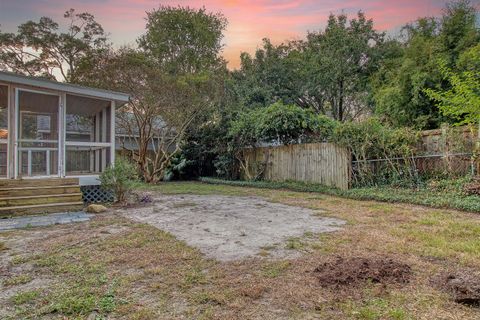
[0,211,93,231]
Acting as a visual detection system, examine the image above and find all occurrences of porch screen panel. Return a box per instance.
[18,90,58,177]
[0,85,7,177]
[65,95,111,175]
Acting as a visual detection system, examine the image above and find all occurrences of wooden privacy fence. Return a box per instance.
[242,143,351,190]
[415,126,478,176]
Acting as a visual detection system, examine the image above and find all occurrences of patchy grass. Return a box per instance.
[285,237,305,250]
[11,290,40,305]
[3,274,33,287]
[1,182,480,319]
[199,177,480,213]
[1,216,212,319]
[261,261,291,278]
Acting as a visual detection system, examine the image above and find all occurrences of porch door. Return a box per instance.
[16,89,60,177]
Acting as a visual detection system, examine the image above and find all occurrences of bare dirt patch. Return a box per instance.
[314,255,412,289]
[120,194,345,261]
[435,270,480,307]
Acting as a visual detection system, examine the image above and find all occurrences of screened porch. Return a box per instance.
[0,71,129,184]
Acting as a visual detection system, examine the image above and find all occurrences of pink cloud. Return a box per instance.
[2,0,450,69]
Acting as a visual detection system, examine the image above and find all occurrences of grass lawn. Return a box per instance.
[1,181,479,319]
[198,177,480,213]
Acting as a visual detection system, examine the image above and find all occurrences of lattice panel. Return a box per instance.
[81,185,114,204]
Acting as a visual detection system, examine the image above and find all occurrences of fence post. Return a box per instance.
[441,125,448,174]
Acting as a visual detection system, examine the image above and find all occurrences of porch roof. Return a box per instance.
[0,71,129,105]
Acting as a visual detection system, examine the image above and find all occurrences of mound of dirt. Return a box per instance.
[436,272,480,307]
[314,256,412,288]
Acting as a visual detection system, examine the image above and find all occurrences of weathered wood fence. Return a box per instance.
[415,126,478,175]
[243,143,351,190]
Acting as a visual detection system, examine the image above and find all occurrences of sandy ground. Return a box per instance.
[120,194,345,261]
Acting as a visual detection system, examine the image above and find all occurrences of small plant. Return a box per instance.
[100,157,138,203]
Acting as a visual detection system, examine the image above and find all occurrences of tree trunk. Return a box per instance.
[338,79,344,121]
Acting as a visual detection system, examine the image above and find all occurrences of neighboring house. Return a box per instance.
[115,114,177,154]
[0,71,129,186]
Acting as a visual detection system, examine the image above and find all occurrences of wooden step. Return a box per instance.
[0,178,80,188]
[0,193,82,207]
[0,202,84,218]
[0,185,81,197]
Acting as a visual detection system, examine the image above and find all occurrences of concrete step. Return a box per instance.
[0,193,83,207]
[0,178,80,188]
[0,185,81,197]
[0,202,84,218]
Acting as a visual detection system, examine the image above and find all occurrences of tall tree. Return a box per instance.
[303,12,384,121]
[138,5,227,75]
[439,0,479,65]
[232,39,304,109]
[0,9,109,82]
[372,18,441,128]
[232,12,384,122]
[372,0,479,129]
[80,6,228,183]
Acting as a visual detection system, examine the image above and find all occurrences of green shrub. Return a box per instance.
[332,118,419,187]
[257,102,336,144]
[228,102,337,146]
[163,153,192,181]
[213,154,237,179]
[100,157,138,203]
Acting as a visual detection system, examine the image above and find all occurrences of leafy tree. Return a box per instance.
[303,12,384,121]
[232,39,304,109]
[84,47,224,183]
[80,6,227,183]
[229,102,335,146]
[138,5,227,75]
[257,102,336,144]
[0,9,109,82]
[232,12,384,122]
[424,56,480,125]
[372,19,441,128]
[373,0,479,129]
[457,43,480,72]
[439,0,479,65]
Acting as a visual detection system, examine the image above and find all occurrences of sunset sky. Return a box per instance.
[0,0,464,69]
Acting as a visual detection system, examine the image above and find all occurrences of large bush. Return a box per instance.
[258,102,336,144]
[229,102,337,146]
